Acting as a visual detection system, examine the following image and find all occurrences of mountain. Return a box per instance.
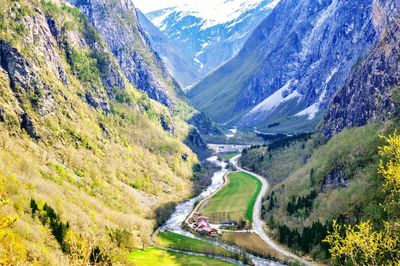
[66,0,222,157]
[66,0,181,108]
[322,1,400,137]
[0,0,207,263]
[239,2,400,261]
[146,0,279,87]
[136,10,200,89]
[189,0,390,134]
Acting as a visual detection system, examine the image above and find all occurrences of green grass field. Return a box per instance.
[129,248,235,266]
[220,153,240,160]
[156,232,231,257]
[202,172,261,224]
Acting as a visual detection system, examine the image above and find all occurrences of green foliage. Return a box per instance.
[69,48,101,85]
[31,200,70,252]
[277,221,332,255]
[220,153,240,160]
[0,0,199,264]
[240,134,321,185]
[286,190,317,217]
[324,132,400,265]
[114,89,134,105]
[108,228,136,250]
[157,232,233,258]
[245,123,396,261]
[129,247,235,266]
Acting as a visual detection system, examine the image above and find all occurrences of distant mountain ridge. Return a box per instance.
[136,9,200,89]
[189,0,393,134]
[146,0,279,87]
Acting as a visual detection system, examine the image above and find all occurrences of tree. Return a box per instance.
[324,133,400,265]
[0,180,26,264]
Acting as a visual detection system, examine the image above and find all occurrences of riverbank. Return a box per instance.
[148,148,313,266]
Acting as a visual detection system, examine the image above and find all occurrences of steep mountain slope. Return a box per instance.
[137,10,200,89]
[147,0,279,87]
[239,2,400,261]
[323,5,400,137]
[0,0,200,264]
[66,0,222,158]
[189,0,390,133]
[66,0,180,108]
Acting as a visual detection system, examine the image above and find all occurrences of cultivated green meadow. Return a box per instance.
[203,172,261,224]
[156,232,231,256]
[129,248,235,266]
[220,153,240,160]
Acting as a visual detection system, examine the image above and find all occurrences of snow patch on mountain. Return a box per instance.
[295,104,320,120]
[146,0,279,86]
[248,80,301,115]
[264,0,281,9]
[150,0,281,31]
[296,66,339,120]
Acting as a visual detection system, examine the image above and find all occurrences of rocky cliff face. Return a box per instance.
[67,0,181,107]
[147,0,278,87]
[189,0,393,133]
[66,0,219,157]
[323,7,400,137]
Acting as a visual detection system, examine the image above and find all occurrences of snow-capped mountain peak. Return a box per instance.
[144,0,279,86]
[154,0,270,30]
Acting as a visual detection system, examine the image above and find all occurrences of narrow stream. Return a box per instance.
[161,146,286,266]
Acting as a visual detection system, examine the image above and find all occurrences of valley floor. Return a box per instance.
[134,153,315,266]
[202,171,261,224]
[129,247,235,266]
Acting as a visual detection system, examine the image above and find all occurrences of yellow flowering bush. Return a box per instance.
[0,182,26,265]
[324,133,400,265]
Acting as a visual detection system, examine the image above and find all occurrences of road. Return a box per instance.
[230,155,314,266]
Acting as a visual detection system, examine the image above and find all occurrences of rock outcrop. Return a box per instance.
[323,2,400,137]
[67,0,179,107]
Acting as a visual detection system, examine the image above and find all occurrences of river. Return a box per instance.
[161,147,286,266]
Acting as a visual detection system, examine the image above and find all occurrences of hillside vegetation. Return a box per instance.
[0,0,201,264]
[240,122,398,261]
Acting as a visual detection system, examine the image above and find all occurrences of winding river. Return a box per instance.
[161,146,287,266]
[162,155,228,234]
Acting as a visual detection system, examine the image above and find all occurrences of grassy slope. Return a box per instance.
[203,172,261,223]
[240,135,320,185]
[187,42,264,124]
[0,0,199,264]
[156,232,231,257]
[129,248,235,266]
[241,122,396,259]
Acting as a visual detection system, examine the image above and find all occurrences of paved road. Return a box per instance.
[231,155,314,266]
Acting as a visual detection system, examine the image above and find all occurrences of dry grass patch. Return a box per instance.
[222,232,287,262]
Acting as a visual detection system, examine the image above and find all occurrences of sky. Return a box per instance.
[132,0,214,13]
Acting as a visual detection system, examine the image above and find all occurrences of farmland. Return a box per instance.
[202,172,261,224]
[129,248,235,266]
